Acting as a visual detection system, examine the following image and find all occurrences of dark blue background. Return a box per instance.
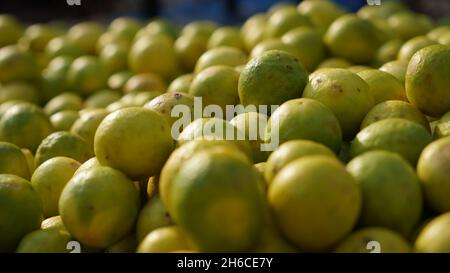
[159,0,368,25]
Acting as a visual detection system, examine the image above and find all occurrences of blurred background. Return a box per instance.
[0,0,449,25]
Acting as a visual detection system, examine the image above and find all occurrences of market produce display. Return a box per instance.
[0,0,450,253]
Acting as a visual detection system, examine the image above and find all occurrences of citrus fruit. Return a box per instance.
[398,36,437,62]
[181,21,217,38]
[145,18,177,39]
[388,11,433,40]
[174,34,209,71]
[334,227,411,253]
[324,15,380,64]
[44,92,82,116]
[16,228,72,253]
[0,45,39,83]
[350,118,433,165]
[0,14,23,47]
[414,212,450,253]
[66,56,109,95]
[105,234,137,253]
[96,31,131,54]
[107,71,133,91]
[129,35,179,79]
[264,140,336,183]
[21,148,35,175]
[59,165,140,248]
[84,89,121,109]
[347,151,422,236]
[417,137,450,213]
[0,174,43,252]
[303,68,374,139]
[427,26,450,41]
[0,142,30,179]
[195,46,247,73]
[268,156,361,251]
[67,22,105,54]
[34,131,93,166]
[70,109,108,149]
[137,226,193,253]
[130,90,164,106]
[159,139,250,213]
[0,102,54,152]
[207,26,244,50]
[297,0,345,31]
[435,112,450,138]
[405,44,450,117]
[361,100,430,131]
[239,50,308,106]
[99,43,128,74]
[40,56,74,102]
[144,91,195,127]
[230,112,269,163]
[108,17,142,40]
[249,38,299,59]
[45,36,83,59]
[136,194,173,242]
[265,8,311,38]
[73,157,100,176]
[317,58,352,69]
[0,100,23,119]
[123,73,166,93]
[357,69,406,104]
[50,110,79,132]
[374,39,403,65]
[0,82,40,105]
[94,107,174,178]
[167,73,193,94]
[31,156,80,217]
[281,27,326,71]
[189,65,239,110]
[171,148,265,252]
[379,60,408,84]
[251,224,299,253]
[19,24,60,52]
[41,215,66,230]
[265,98,342,153]
[240,13,267,52]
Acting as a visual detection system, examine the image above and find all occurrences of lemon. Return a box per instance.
[137,226,194,253]
[264,140,336,183]
[0,142,30,179]
[171,149,265,252]
[417,137,450,213]
[136,194,173,242]
[59,165,140,248]
[31,156,80,217]
[268,156,361,251]
[239,50,308,106]
[70,109,108,149]
[347,151,422,236]
[0,102,54,152]
[357,69,406,104]
[303,68,374,139]
[0,174,43,252]
[50,110,79,132]
[34,131,93,166]
[361,100,430,131]
[94,107,174,178]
